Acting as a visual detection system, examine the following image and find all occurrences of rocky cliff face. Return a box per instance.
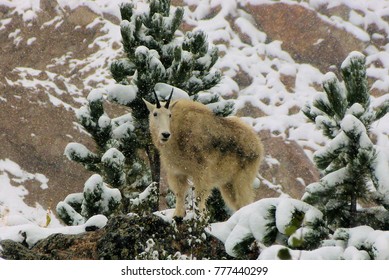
[1,0,389,259]
[244,3,367,73]
[0,1,119,211]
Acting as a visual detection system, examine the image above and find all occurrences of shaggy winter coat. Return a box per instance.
[147,99,264,218]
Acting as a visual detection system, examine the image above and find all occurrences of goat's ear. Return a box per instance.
[143,98,155,112]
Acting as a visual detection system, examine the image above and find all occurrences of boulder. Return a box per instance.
[67,5,99,27]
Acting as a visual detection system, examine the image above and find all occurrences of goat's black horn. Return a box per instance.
[165,88,174,108]
[153,90,161,108]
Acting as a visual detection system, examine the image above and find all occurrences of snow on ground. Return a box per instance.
[0,159,108,249]
[0,159,57,241]
[0,159,58,227]
[0,159,109,249]
[1,0,125,111]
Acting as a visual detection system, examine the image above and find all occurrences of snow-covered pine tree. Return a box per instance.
[56,88,149,224]
[58,0,232,223]
[64,89,133,190]
[107,0,233,215]
[303,51,389,229]
[57,174,121,225]
[56,86,152,224]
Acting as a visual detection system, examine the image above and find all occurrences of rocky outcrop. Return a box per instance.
[0,214,229,260]
[1,231,102,260]
[244,3,367,73]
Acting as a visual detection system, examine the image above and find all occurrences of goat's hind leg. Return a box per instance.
[232,172,255,210]
[220,174,254,211]
[167,173,189,218]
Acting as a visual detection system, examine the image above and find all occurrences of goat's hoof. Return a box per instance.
[173,216,184,224]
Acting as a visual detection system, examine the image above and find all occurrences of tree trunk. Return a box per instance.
[135,113,161,212]
[146,144,160,212]
[350,193,357,227]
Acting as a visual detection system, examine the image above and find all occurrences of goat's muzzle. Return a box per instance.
[161,132,171,142]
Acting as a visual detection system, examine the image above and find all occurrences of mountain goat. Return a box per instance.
[144,90,264,218]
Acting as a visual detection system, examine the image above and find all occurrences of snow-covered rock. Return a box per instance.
[0,215,107,248]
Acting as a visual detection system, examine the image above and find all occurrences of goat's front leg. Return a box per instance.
[192,177,212,217]
[167,173,189,218]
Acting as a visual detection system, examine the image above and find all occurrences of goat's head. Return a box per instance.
[144,88,174,144]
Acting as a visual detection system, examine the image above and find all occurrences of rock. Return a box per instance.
[244,3,366,73]
[255,130,320,200]
[32,231,102,259]
[97,214,172,260]
[0,240,43,260]
[97,214,230,260]
[0,214,230,260]
[67,6,99,27]
[0,230,102,260]
[232,67,253,89]
[317,4,351,22]
[279,73,296,93]
[236,102,267,118]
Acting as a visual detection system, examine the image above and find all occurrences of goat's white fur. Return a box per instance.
[144,98,264,218]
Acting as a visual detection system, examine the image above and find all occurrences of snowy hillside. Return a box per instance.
[2,0,389,260]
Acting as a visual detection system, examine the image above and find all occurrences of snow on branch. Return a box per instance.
[207,197,327,258]
[64,142,100,164]
[106,84,138,106]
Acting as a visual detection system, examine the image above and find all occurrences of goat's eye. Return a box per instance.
[153,112,158,117]
[169,114,172,118]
